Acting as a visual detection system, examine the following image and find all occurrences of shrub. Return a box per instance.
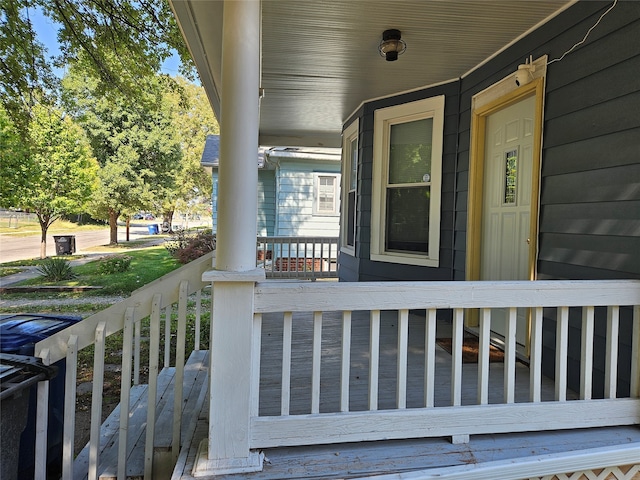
[97,255,132,275]
[165,229,216,264]
[37,257,77,281]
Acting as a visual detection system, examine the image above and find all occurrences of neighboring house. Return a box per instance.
[200,135,341,238]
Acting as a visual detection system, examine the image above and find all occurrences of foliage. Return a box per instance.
[0,105,30,207]
[37,257,76,281]
[165,229,216,264]
[157,78,218,223]
[97,255,132,275]
[0,103,99,257]
[62,68,182,244]
[0,1,59,135]
[0,0,195,138]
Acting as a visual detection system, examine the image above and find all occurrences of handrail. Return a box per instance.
[35,251,214,364]
[248,279,640,449]
[33,251,214,480]
[257,235,338,280]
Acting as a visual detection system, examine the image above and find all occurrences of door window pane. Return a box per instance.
[386,186,430,253]
[504,149,517,204]
[389,118,433,184]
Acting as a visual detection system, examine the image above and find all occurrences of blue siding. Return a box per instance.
[272,158,341,237]
[211,170,276,235]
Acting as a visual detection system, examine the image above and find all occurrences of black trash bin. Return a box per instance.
[53,235,76,255]
[0,314,81,479]
[1,354,57,480]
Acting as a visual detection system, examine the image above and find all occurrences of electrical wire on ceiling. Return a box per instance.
[548,0,618,65]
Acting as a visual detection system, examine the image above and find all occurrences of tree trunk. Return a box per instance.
[38,215,51,259]
[125,216,130,242]
[162,210,174,233]
[109,210,119,244]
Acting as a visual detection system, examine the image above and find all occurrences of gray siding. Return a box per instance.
[339,83,460,282]
[341,1,640,394]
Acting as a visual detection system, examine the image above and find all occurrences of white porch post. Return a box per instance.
[195,0,265,475]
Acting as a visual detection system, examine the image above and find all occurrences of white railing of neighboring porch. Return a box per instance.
[248,279,640,448]
[33,252,213,480]
[256,236,338,280]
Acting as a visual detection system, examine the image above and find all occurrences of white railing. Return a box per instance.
[33,252,213,480]
[256,236,338,280]
[248,280,640,449]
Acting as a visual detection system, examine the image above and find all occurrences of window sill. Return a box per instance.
[370,252,439,268]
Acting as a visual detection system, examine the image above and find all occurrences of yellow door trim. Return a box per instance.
[466,77,545,283]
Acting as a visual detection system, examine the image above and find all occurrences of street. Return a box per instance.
[0,223,161,263]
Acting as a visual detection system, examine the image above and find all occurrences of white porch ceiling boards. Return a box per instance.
[171,0,574,148]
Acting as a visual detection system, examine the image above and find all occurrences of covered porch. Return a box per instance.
[33,258,640,479]
[29,0,640,478]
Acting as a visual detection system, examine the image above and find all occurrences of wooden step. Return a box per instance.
[73,350,209,480]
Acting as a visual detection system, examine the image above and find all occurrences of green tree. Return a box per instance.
[0,104,29,207]
[1,103,99,257]
[63,67,182,244]
[1,0,194,140]
[158,78,218,227]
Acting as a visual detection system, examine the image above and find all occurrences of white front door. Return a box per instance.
[480,95,535,348]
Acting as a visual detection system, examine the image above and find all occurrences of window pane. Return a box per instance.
[318,176,336,213]
[347,191,356,246]
[504,149,517,204]
[386,186,430,253]
[389,118,433,184]
[350,138,358,191]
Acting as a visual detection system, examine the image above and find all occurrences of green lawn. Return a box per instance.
[17,246,180,295]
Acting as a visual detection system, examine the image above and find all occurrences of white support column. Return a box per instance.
[195,0,264,475]
[216,0,260,272]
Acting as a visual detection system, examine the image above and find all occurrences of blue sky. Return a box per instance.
[30,7,182,78]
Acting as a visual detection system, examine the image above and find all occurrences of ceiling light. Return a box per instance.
[378,29,406,62]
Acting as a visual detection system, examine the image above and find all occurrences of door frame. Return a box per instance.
[466,76,545,283]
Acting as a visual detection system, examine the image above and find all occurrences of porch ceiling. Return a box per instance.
[171,0,573,148]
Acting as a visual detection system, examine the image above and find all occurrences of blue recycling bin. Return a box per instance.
[147,224,159,235]
[0,314,81,479]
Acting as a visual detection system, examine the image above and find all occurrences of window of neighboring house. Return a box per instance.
[313,174,339,215]
[371,95,444,267]
[341,119,359,254]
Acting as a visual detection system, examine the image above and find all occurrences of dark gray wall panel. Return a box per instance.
[543,129,640,177]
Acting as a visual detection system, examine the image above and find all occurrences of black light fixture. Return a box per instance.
[378,29,406,62]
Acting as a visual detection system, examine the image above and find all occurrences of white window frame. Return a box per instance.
[340,119,359,256]
[371,95,444,267]
[313,173,340,216]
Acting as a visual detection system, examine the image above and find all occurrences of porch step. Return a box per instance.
[73,350,209,480]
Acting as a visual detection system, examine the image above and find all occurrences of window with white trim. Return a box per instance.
[371,96,444,267]
[313,174,339,215]
[341,120,359,254]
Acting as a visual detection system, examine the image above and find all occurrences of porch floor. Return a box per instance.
[173,311,640,479]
